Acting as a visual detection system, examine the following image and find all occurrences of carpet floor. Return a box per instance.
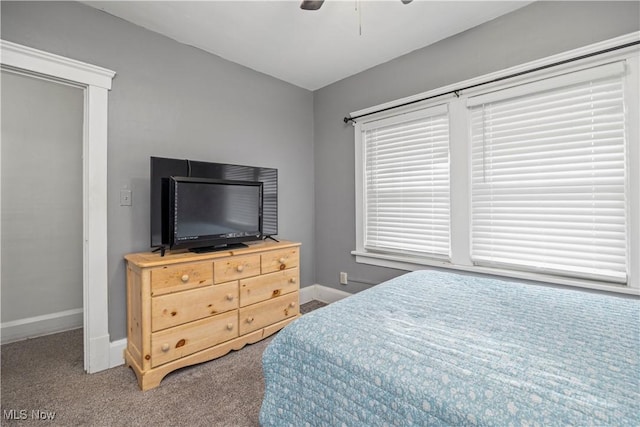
[1,300,327,427]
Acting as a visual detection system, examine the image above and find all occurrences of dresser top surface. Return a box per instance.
[125,240,300,268]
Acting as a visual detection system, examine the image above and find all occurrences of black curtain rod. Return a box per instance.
[343,40,640,124]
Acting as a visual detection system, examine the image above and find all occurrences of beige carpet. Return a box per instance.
[1,301,327,427]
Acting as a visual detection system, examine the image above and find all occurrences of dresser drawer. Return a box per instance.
[150,262,213,296]
[261,248,299,274]
[214,254,260,283]
[151,310,238,367]
[239,292,299,335]
[239,268,299,307]
[151,281,238,332]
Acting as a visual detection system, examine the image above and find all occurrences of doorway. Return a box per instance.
[0,40,115,373]
[1,70,83,340]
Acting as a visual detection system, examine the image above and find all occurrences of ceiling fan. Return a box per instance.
[301,0,413,11]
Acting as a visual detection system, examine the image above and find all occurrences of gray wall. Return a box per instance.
[1,71,83,323]
[1,1,315,341]
[313,1,640,293]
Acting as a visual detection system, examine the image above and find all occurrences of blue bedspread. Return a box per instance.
[260,271,640,426]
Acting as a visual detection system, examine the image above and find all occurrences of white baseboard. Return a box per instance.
[300,284,352,304]
[109,338,127,368]
[1,308,83,345]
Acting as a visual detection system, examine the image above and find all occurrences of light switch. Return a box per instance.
[120,189,132,206]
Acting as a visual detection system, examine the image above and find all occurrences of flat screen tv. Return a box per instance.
[150,156,278,253]
[169,177,263,252]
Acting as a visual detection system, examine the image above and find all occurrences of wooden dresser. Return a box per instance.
[124,240,300,390]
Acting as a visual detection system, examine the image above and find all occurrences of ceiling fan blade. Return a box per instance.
[300,0,408,11]
[300,0,324,10]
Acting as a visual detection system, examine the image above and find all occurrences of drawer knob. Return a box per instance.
[226,294,234,301]
[279,257,286,264]
[289,302,296,308]
[246,317,254,324]
[289,277,297,284]
[226,323,234,330]
[236,265,244,273]
[181,274,189,283]
[161,343,170,352]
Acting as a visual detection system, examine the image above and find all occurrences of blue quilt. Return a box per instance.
[260,271,640,426]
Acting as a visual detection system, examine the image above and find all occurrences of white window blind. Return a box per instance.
[469,62,628,283]
[362,105,450,258]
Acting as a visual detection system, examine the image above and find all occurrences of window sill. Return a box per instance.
[351,250,639,296]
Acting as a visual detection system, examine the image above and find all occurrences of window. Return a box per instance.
[352,35,639,294]
[361,105,450,259]
[469,62,628,284]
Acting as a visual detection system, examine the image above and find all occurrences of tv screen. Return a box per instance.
[170,177,263,251]
[150,157,277,249]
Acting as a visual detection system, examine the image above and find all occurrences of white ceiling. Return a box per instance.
[84,0,533,91]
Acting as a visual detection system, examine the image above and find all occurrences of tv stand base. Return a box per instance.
[189,242,248,254]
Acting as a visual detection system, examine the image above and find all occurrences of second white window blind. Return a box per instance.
[469,62,628,283]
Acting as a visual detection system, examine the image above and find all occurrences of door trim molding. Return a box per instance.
[1,39,115,373]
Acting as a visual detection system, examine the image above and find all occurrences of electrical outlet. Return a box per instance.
[339,272,348,285]
[120,189,132,206]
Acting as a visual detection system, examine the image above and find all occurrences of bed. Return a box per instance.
[259,270,640,426]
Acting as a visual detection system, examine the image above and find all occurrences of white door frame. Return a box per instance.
[1,40,115,373]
